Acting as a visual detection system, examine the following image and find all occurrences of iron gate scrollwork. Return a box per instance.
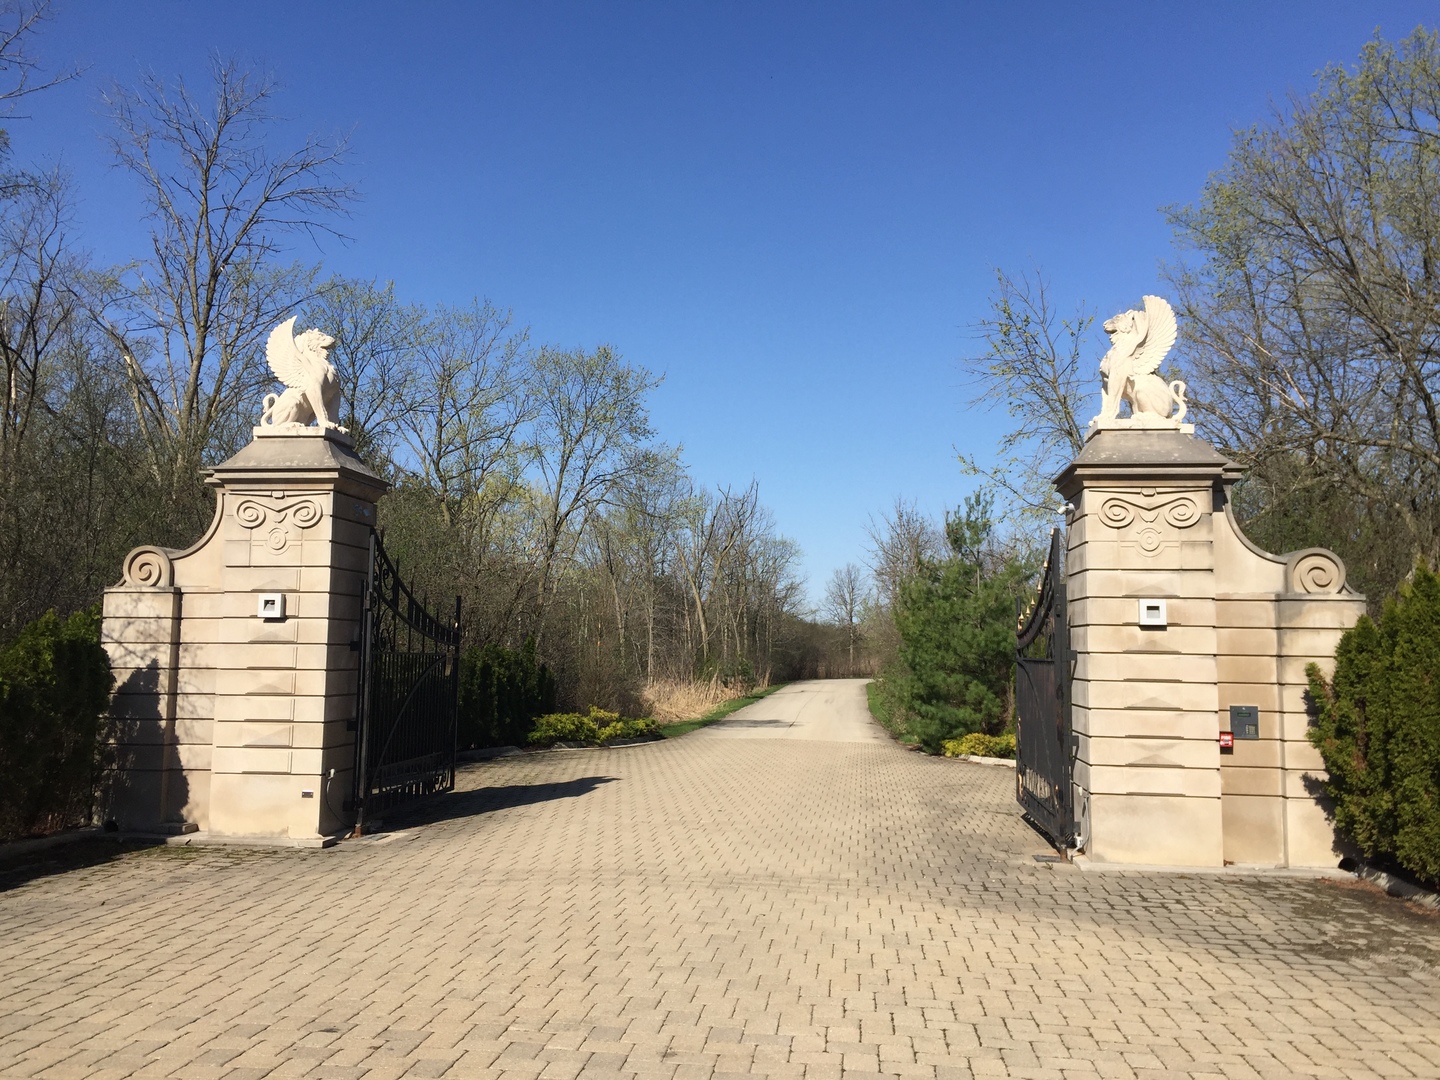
[1015,527,1073,848]
[351,530,461,833]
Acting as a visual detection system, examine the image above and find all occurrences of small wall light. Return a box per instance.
[257,593,286,620]
[1137,598,1168,628]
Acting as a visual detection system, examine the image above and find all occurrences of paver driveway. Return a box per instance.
[3,678,1439,1080]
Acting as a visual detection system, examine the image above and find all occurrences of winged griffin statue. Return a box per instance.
[1087,294,1191,437]
[258,317,347,434]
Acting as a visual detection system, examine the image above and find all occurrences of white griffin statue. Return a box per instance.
[259,317,347,434]
[1088,295,1190,437]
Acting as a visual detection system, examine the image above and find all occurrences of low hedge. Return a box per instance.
[527,707,659,747]
[1307,564,1440,887]
[942,732,1016,759]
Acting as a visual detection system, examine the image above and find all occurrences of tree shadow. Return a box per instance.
[717,717,793,729]
[101,659,190,831]
[378,775,620,829]
[0,836,165,893]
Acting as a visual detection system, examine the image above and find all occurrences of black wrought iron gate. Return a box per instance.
[351,530,461,833]
[1015,527,1074,848]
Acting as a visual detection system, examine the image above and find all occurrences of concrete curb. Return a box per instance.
[951,754,1016,768]
[1071,854,1351,878]
[151,831,342,850]
[523,735,665,753]
[1352,863,1440,909]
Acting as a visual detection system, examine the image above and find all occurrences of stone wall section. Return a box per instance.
[1209,510,1366,867]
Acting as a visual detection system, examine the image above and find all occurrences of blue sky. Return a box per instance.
[23,2,1439,606]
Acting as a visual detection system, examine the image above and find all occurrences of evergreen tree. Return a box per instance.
[1307,564,1440,885]
[893,493,1030,753]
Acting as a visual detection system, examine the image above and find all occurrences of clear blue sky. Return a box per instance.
[23,2,1438,607]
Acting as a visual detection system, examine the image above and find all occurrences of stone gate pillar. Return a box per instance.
[1056,430,1365,867]
[103,427,386,844]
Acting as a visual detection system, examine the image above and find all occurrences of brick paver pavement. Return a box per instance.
[3,680,1439,1080]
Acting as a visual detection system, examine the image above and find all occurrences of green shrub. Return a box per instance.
[528,711,600,746]
[459,637,556,749]
[0,610,115,840]
[528,708,658,747]
[942,732,1017,759]
[597,717,660,744]
[1307,564,1440,886]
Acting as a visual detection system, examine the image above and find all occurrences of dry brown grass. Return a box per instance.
[642,677,750,724]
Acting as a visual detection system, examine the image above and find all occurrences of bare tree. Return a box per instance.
[1165,27,1440,602]
[865,497,943,610]
[0,1,78,129]
[959,268,1092,530]
[0,169,74,497]
[302,277,422,468]
[399,300,528,525]
[93,58,355,512]
[824,563,866,676]
[527,344,664,646]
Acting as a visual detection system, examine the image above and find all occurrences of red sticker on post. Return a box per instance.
[1219,732,1235,749]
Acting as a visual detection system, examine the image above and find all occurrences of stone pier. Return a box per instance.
[1057,430,1365,868]
[101,428,386,844]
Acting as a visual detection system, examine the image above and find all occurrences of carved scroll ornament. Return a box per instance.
[1099,490,1201,557]
[121,546,174,588]
[234,497,324,554]
[1286,549,1347,595]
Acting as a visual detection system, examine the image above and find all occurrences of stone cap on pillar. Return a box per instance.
[206,428,389,502]
[1054,429,1244,499]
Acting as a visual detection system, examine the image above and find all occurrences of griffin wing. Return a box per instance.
[266,317,312,389]
[1131,295,1177,376]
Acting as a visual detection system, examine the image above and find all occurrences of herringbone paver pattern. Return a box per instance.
[3,712,1439,1079]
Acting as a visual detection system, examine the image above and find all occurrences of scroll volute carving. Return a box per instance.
[1286,548,1347,595]
[122,546,174,588]
[1097,489,1202,557]
[233,496,324,556]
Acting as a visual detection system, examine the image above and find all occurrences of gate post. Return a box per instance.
[1056,432,1233,866]
[1056,430,1365,868]
[102,426,387,843]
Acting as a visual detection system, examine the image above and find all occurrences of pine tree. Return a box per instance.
[1308,565,1440,885]
[894,494,1030,754]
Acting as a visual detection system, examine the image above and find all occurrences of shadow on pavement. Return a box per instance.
[381,775,620,829]
[713,717,792,728]
[0,836,165,893]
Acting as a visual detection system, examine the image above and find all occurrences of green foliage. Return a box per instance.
[0,610,115,840]
[528,710,602,746]
[1307,565,1440,886]
[942,732,1017,759]
[527,706,657,747]
[458,638,557,749]
[864,676,912,742]
[891,493,1031,754]
[597,717,660,744]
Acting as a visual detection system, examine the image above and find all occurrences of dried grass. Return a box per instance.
[642,676,746,724]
